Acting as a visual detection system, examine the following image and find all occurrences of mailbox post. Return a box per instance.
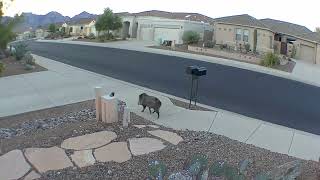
[186,66,207,109]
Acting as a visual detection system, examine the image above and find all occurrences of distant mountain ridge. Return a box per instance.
[3,11,98,32]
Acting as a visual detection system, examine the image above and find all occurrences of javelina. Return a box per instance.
[138,93,162,119]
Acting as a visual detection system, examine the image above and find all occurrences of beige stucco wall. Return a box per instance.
[214,23,273,53]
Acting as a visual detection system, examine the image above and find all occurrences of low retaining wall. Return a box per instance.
[188,45,262,64]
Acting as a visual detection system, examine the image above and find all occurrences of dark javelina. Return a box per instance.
[138,93,162,118]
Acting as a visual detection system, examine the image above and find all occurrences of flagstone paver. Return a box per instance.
[129,137,166,156]
[0,150,31,180]
[133,125,146,129]
[71,150,95,168]
[148,125,160,129]
[148,130,183,145]
[24,146,73,173]
[94,142,132,163]
[24,170,41,180]
[61,131,117,150]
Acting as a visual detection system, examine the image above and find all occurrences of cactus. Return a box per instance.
[239,159,251,175]
[148,160,167,180]
[23,52,36,65]
[209,161,227,177]
[187,154,208,176]
[168,170,192,180]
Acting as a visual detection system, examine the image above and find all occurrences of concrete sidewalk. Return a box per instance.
[37,39,320,88]
[1,54,320,162]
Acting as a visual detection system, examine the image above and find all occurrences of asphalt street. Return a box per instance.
[27,41,320,135]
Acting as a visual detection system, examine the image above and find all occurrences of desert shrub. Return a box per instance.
[14,43,28,60]
[0,62,5,75]
[244,43,250,53]
[23,52,35,65]
[219,44,228,50]
[24,64,34,71]
[204,40,216,48]
[291,45,297,58]
[182,31,200,44]
[261,52,279,67]
[88,33,95,39]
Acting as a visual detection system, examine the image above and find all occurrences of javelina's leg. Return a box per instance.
[149,107,152,114]
[141,105,146,112]
[156,111,160,119]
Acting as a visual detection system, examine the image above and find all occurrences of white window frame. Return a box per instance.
[236,28,242,41]
[243,29,249,42]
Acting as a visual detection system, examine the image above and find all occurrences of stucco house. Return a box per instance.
[63,19,97,37]
[260,19,320,64]
[212,14,320,64]
[212,14,275,54]
[117,10,214,44]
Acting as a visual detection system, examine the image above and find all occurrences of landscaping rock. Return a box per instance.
[61,131,117,150]
[0,150,31,180]
[94,142,132,163]
[148,125,159,129]
[24,170,41,180]
[24,146,73,173]
[129,137,166,156]
[133,125,146,129]
[148,130,183,145]
[71,150,95,168]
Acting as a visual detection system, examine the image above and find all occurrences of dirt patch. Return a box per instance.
[0,56,47,77]
[169,98,212,111]
[149,46,296,73]
[0,101,319,179]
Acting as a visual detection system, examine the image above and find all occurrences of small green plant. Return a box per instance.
[244,43,250,53]
[291,45,297,58]
[88,33,95,39]
[148,160,167,179]
[220,44,228,50]
[23,52,35,65]
[14,43,28,60]
[204,40,216,48]
[24,64,34,71]
[0,61,5,75]
[182,31,200,44]
[261,52,279,67]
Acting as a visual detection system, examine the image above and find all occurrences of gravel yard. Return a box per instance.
[0,100,319,179]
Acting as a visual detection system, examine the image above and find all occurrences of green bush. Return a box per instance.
[244,43,250,53]
[204,40,216,48]
[261,52,279,67]
[88,33,95,39]
[0,62,5,75]
[14,43,28,60]
[23,52,35,65]
[291,45,297,58]
[182,31,200,44]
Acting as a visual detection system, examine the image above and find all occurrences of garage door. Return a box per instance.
[154,28,180,43]
[139,27,153,41]
[300,44,315,64]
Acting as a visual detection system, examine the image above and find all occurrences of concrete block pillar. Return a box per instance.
[94,87,104,121]
[122,107,131,127]
[101,95,118,123]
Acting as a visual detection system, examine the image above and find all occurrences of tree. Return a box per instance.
[48,24,56,33]
[182,31,200,44]
[253,29,257,53]
[0,1,23,51]
[95,8,122,38]
[316,27,320,34]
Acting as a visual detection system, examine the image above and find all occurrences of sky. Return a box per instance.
[3,0,319,31]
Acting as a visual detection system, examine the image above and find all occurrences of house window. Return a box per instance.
[236,28,242,41]
[243,29,249,42]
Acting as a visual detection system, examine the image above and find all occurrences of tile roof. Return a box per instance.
[260,18,312,37]
[297,32,320,43]
[67,18,95,25]
[119,10,213,23]
[212,14,268,29]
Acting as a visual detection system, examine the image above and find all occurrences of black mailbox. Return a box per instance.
[186,66,198,75]
[186,66,207,76]
[194,67,207,76]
